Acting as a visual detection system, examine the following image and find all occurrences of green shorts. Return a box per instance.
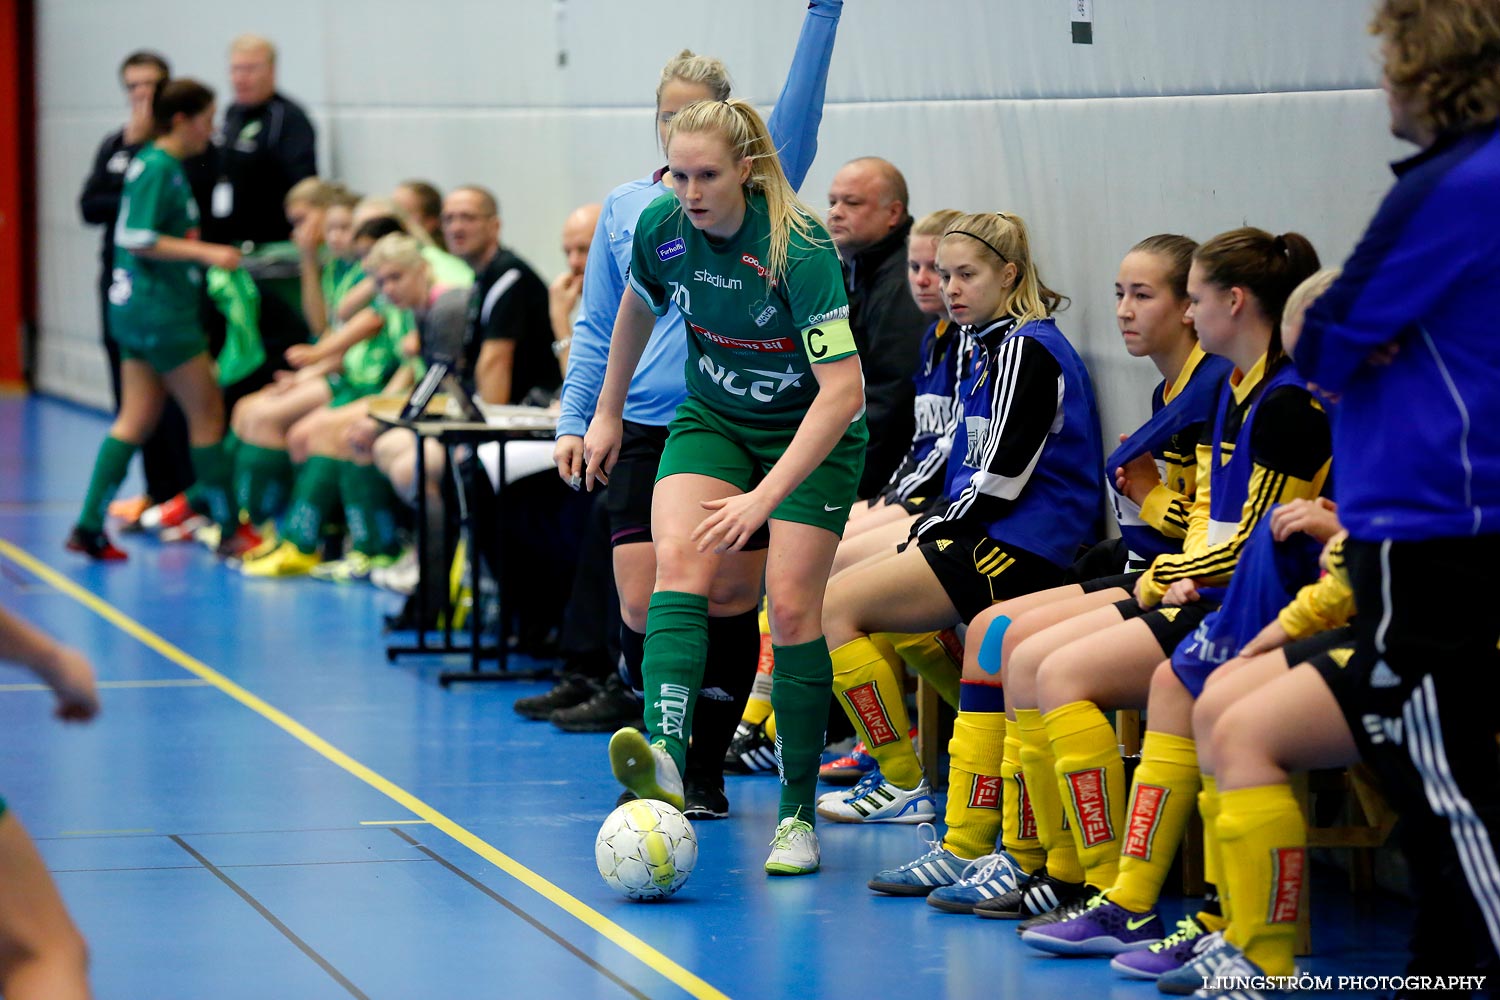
[113,323,209,375]
[655,395,867,536]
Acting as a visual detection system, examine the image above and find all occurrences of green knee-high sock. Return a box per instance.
[642,591,710,775]
[282,456,343,554]
[771,637,834,825]
[79,436,138,532]
[235,443,295,524]
[189,442,236,531]
[339,461,401,557]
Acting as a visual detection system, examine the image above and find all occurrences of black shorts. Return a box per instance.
[1283,626,1360,703]
[1063,537,1132,586]
[914,525,1064,622]
[1079,570,1143,597]
[603,418,769,551]
[1113,597,1215,655]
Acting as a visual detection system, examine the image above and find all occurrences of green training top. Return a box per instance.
[110,143,203,335]
[629,190,855,427]
[320,257,364,336]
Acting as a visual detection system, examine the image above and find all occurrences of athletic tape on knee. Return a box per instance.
[977,615,1011,676]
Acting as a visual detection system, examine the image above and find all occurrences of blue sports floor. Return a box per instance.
[1,394,1409,999]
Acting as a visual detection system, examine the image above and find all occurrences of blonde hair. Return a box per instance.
[939,212,1068,327]
[910,209,964,240]
[229,34,276,65]
[666,99,829,285]
[1372,0,1500,134]
[284,177,342,211]
[1283,267,1342,326]
[656,50,732,107]
[362,232,428,273]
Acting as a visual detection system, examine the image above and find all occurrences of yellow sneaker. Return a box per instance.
[240,540,319,577]
[239,524,281,564]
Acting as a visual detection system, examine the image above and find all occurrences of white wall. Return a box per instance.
[35,0,1403,435]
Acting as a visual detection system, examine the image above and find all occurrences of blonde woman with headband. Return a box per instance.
[816,213,1104,843]
[583,98,864,876]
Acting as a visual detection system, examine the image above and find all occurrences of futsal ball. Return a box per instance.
[595,798,698,900]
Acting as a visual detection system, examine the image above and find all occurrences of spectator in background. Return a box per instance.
[826,157,928,495]
[200,34,316,246]
[548,202,602,376]
[393,180,446,251]
[78,51,196,526]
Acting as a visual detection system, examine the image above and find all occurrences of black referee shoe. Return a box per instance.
[551,674,643,733]
[514,673,596,720]
[683,776,730,821]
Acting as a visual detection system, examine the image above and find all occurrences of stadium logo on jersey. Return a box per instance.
[1122,784,1169,860]
[842,681,900,747]
[1268,847,1305,924]
[655,682,692,739]
[657,237,686,262]
[1065,768,1115,848]
[1015,773,1038,839]
[694,269,743,290]
[806,305,849,327]
[969,775,1002,810]
[697,357,803,403]
[693,325,793,353]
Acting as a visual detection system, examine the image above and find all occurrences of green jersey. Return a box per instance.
[109,143,203,341]
[629,191,855,427]
[320,258,364,334]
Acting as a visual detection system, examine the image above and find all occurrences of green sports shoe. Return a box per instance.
[765,817,820,876]
[608,727,684,810]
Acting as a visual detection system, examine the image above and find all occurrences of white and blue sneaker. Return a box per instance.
[926,851,1026,913]
[816,771,936,824]
[868,822,971,896]
[1156,931,1241,995]
[1186,936,1282,997]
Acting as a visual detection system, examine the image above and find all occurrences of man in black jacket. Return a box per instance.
[200,35,317,245]
[826,157,928,496]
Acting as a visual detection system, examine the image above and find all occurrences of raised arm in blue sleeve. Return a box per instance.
[557,193,625,439]
[767,0,842,190]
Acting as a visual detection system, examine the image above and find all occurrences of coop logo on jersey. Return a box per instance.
[1065,768,1115,848]
[692,323,793,353]
[969,775,1003,810]
[697,357,803,403]
[842,681,900,747]
[657,237,686,262]
[1268,847,1306,924]
[740,253,771,280]
[694,269,742,290]
[1122,784,1169,860]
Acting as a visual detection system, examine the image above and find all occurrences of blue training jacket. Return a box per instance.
[556,0,842,439]
[1296,122,1500,541]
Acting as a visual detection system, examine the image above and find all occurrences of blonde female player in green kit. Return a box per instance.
[584,98,865,876]
[67,78,242,560]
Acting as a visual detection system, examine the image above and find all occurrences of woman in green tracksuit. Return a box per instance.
[68,79,242,560]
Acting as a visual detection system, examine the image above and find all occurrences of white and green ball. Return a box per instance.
[595,798,698,900]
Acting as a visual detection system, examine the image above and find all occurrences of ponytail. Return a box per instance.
[1194,227,1321,361]
[939,211,1068,327]
[665,98,829,285]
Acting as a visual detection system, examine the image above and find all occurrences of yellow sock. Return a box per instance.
[763,712,777,743]
[941,711,1007,860]
[1016,708,1084,884]
[1111,731,1200,912]
[1002,718,1047,872]
[1200,775,1230,925]
[1216,784,1305,977]
[879,630,962,709]
[741,626,775,727]
[831,637,923,789]
[1044,700,1126,888]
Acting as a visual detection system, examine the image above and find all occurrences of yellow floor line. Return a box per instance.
[0,539,728,1000]
[358,820,432,827]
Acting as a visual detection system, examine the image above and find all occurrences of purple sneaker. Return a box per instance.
[1021,892,1163,955]
[1110,914,1214,979]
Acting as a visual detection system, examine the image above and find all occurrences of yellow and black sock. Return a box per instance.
[1111,731,1200,913]
[830,636,923,789]
[1016,707,1085,883]
[1044,700,1126,888]
[942,710,1007,859]
[740,602,774,727]
[1215,783,1305,977]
